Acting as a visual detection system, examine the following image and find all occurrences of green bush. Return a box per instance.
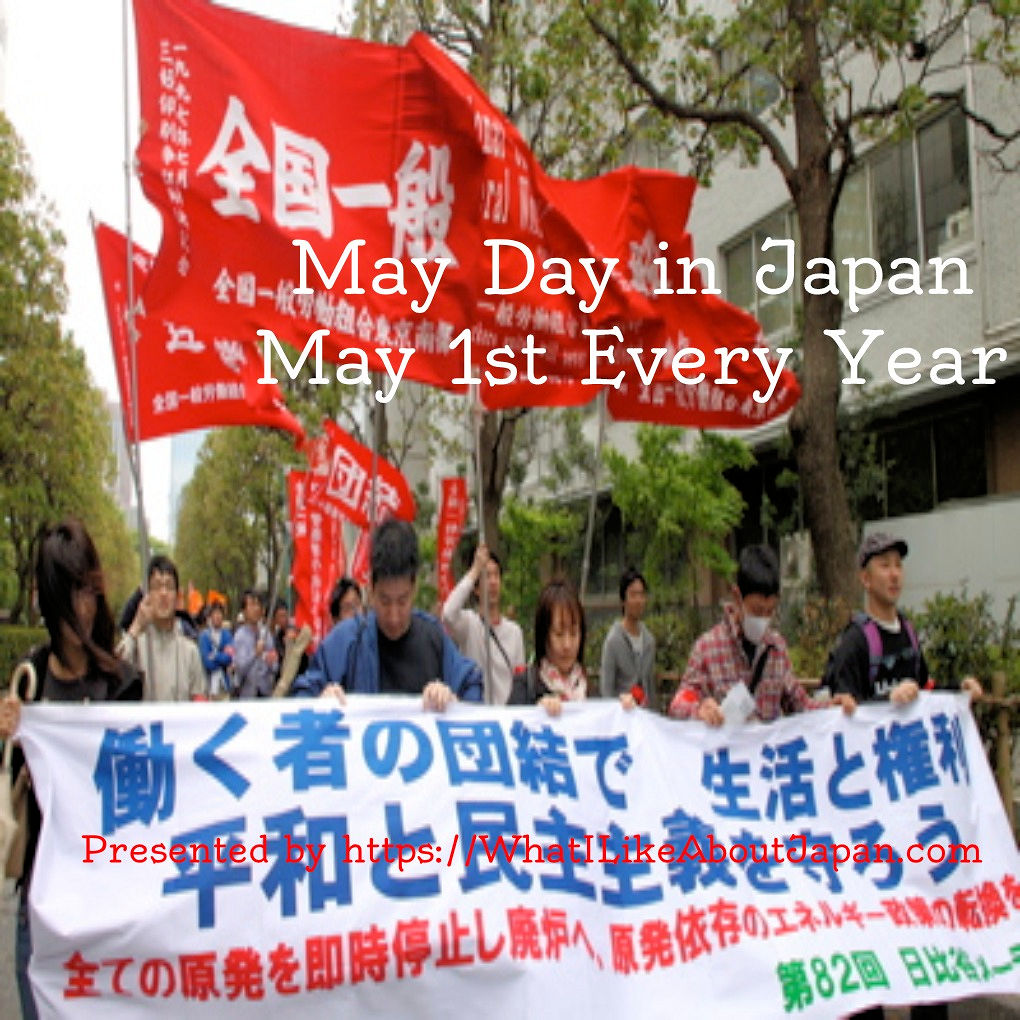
[913,589,997,684]
[584,607,697,710]
[783,596,852,679]
[0,625,48,688]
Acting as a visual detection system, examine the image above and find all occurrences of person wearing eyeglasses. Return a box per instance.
[118,554,207,701]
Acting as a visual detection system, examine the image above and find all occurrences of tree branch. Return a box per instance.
[582,2,796,186]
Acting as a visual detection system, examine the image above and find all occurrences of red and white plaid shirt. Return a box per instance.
[669,603,823,722]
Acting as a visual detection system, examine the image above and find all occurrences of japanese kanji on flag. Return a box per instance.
[308,420,415,530]
[132,0,486,392]
[132,0,800,427]
[16,695,1019,1016]
[93,220,305,443]
[437,477,468,603]
[288,470,347,645]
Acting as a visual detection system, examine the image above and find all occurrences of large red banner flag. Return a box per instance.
[132,0,487,393]
[437,477,468,603]
[131,0,684,396]
[93,220,305,443]
[133,0,799,427]
[409,35,801,427]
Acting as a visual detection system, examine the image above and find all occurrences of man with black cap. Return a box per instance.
[826,531,982,712]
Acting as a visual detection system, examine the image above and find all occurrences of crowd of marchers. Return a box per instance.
[0,516,982,1020]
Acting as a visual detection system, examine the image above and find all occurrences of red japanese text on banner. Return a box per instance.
[16,695,1020,1016]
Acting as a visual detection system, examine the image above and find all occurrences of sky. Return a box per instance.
[4,0,349,542]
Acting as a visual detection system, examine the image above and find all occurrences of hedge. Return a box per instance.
[0,625,48,689]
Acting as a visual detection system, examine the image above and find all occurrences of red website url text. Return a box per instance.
[81,832,981,874]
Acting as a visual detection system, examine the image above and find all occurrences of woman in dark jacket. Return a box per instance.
[510,579,636,715]
[0,519,142,1019]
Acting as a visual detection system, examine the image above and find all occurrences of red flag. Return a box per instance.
[413,39,801,427]
[93,221,305,442]
[288,471,313,636]
[437,477,468,603]
[307,420,416,529]
[350,529,371,589]
[132,0,799,426]
[131,0,650,391]
[132,0,486,392]
[288,469,349,644]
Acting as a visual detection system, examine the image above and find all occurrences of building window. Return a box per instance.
[846,103,972,273]
[873,139,920,272]
[878,405,986,519]
[919,109,972,259]
[723,209,797,337]
[726,105,973,325]
[720,45,782,116]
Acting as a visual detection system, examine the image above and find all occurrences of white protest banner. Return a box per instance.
[17,694,1020,1017]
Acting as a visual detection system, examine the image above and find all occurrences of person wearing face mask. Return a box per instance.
[669,544,827,725]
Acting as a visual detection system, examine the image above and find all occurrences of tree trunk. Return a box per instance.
[790,287,859,605]
[788,0,859,607]
[478,409,521,560]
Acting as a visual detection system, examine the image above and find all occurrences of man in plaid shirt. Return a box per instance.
[669,545,827,724]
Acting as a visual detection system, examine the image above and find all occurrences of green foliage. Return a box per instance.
[174,427,303,606]
[603,426,752,599]
[782,595,853,678]
[0,625,48,685]
[584,607,698,710]
[499,496,580,644]
[352,0,663,179]
[89,500,141,613]
[643,610,698,677]
[416,519,439,614]
[914,589,999,684]
[0,114,127,622]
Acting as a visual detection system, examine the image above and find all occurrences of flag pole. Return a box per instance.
[122,0,150,588]
[579,389,607,603]
[472,387,492,701]
[368,375,380,529]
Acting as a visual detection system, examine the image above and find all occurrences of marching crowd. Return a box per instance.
[0,515,984,1019]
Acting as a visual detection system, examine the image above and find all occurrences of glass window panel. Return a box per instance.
[834,171,870,299]
[725,238,755,311]
[884,422,933,516]
[935,408,985,502]
[757,293,793,334]
[754,212,793,296]
[919,108,972,259]
[873,140,918,271]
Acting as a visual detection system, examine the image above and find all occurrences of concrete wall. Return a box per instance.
[869,494,1020,621]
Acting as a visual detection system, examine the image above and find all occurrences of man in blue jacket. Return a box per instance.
[292,518,482,709]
